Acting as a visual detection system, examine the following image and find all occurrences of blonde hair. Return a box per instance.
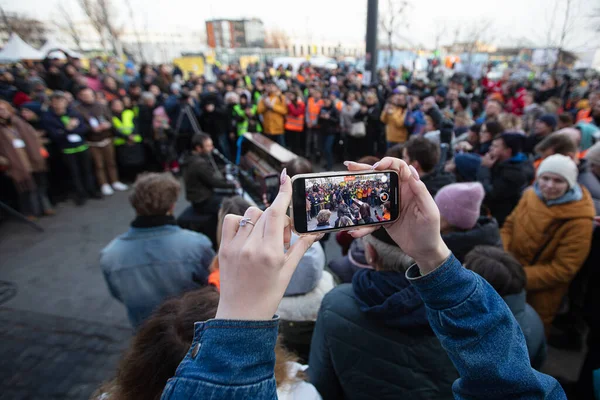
[499,113,522,132]
[129,173,180,216]
[317,209,332,224]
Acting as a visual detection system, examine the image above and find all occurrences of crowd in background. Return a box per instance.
[0,52,600,399]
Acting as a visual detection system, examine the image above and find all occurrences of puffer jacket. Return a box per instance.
[380,106,409,144]
[442,216,502,263]
[257,94,287,135]
[308,270,457,399]
[501,186,595,330]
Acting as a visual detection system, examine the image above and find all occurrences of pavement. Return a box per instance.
[0,182,587,399]
[0,188,189,400]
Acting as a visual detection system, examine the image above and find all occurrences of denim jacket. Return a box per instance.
[161,254,566,400]
[101,223,215,329]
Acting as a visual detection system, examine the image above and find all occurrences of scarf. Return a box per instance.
[131,215,176,228]
[533,182,583,206]
[352,268,430,329]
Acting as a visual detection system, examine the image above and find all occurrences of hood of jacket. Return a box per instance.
[352,268,429,329]
[528,185,595,220]
[421,170,456,196]
[442,216,502,262]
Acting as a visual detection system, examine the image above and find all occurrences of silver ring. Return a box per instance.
[239,217,255,227]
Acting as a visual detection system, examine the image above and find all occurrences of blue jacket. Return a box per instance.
[100,223,215,329]
[503,291,547,370]
[160,254,566,400]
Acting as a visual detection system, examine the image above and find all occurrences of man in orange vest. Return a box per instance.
[305,88,324,158]
[284,91,306,156]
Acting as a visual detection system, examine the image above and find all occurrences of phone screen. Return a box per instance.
[292,171,399,234]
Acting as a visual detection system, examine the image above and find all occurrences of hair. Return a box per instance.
[140,91,155,103]
[469,123,482,135]
[404,137,440,173]
[316,209,331,224]
[485,121,505,136]
[0,99,15,115]
[464,245,526,296]
[362,234,414,273]
[534,132,577,156]
[216,196,251,248]
[558,112,573,126]
[338,216,354,227]
[224,91,240,104]
[129,173,180,216]
[385,144,404,159]
[191,133,212,149]
[96,286,302,400]
[383,201,391,212]
[286,157,313,177]
[357,155,381,165]
[498,113,522,131]
[359,203,372,220]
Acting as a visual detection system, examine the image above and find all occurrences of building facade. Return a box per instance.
[206,18,265,49]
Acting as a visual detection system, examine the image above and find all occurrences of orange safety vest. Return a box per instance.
[307,97,324,126]
[285,100,305,132]
[335,100,343,112]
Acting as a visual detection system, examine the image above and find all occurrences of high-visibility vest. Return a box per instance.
[285,100,305,132]
[113,110,142,146]
[307,98,323,126]
[335,100,343,112]
[233,104,262,136]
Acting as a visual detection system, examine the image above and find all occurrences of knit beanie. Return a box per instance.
[454,153,481,181]
[537,114,558,130]
[585,142,600,167]
[434,182,485,230]
[536,154,578,189]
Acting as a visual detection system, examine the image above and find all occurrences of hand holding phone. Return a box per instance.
[345,157,450,275]
[291,170,399,235]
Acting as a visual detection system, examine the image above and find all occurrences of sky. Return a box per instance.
[3,0,598,50]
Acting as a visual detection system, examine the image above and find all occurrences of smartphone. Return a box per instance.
[291,170,399,235]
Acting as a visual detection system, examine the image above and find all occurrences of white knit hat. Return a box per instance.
[536,154,578,189]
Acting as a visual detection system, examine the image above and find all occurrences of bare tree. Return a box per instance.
[77,0,107,51]
[462,20,494,65]
[378,0,411,68]
[123,0,145,62]
[96,0,123,58]
[55,2,83,52]
[264,28,290,49]
[433,21,447,52]
[0,7,48,47]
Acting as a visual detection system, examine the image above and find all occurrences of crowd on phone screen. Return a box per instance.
[1,53,600,399]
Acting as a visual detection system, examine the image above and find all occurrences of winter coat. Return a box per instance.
[501,187,595,330]
[442,216,503,263]
[182,152,236,205]
[308,270,457,400]
[380,106,409,144]
[503,291,547,370]
[477,153,535,227]
[0,116,47,192]
[74,102,113,143]
[340,101,360,133]
[577,159,600,214]
[257,94,287,135]
[421,169,456,197]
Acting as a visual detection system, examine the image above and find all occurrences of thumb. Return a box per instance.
[282,234,321,275]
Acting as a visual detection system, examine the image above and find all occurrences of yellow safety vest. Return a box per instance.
[113,110,141,146]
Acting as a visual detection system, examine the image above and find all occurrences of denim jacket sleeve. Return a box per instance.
[406,254,566,400]
[160,318,279,400]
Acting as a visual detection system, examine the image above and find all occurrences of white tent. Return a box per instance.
[40,38,83,59]
[0,34,44,63]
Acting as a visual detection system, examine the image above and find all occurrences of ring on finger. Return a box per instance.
[239,217,256,227]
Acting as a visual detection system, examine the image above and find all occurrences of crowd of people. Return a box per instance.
[1,52,600,399]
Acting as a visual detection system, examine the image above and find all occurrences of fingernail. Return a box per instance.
[409,165,420,180]
[371,162,380,170]
[343,161,351,167]
[284,242,290,250]
[315,233,325,240]
[280,168,287,185]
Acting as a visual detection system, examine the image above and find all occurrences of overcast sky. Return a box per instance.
[3,0,598,50]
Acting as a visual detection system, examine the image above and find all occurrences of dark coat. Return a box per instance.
[421,170,456,197]
[182,152,235,204]
[477,153,534,227]
[442,216,502,263]
[309,274,457,399]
